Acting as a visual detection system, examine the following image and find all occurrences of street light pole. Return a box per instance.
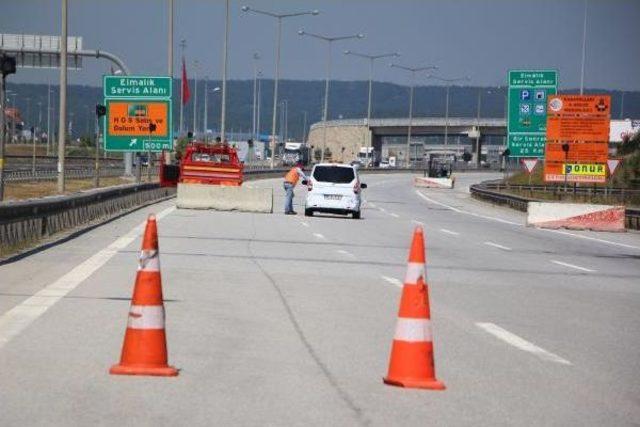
[242,6,319,168]
[579,0,588,95]
[425,75,470,147]
[344,50,399,166]
[57,0,68,193]
[220,0,230,142]
[179,40,186,135]
[168,0,173,78]
[299,30,365,162]
[46,82,51,155]
[390,63,437,168]
[192,59,199,136]
[252,52,260,142]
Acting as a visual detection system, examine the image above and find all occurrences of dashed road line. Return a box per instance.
[0,206,176,349]
[440,228,460,236]
[476,322,572,365]
[336,249,355,258]
[484,241,512,251]
[381,275,403,288]
[389,213,400,218]
[313,233,326,240]
[411,219,424,226]
[551,260,595,272]
[300,221,310,227]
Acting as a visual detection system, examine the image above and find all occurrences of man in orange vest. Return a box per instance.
[283,162,308,215]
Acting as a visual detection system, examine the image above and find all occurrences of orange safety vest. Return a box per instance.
[284,167,300,185]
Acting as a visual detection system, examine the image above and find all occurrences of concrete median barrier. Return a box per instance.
[176,183,273,213]
[413,176,455,189]
[527,202,625,232]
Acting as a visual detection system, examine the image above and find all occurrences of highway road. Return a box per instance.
[1,172,639,426]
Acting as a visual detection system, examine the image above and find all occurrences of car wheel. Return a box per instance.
[352,211,361,219]
[305,209,313,217]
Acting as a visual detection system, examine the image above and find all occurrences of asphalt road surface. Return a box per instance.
[1,172,639,426]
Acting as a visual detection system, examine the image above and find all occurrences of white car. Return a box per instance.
[303,163,367,219]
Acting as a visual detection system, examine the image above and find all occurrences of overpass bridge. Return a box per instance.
[307,117,506,165]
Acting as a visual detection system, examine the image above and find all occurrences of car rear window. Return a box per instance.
[312,166,355,183]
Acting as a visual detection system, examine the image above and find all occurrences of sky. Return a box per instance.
[2,0,639,90]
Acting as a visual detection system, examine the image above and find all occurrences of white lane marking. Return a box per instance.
[381,275,403,288]
[336,249,355,258]
[369,202,377,208]
[484,241,512,251]
[551,260,595,272]
[313,233,326,240]
[542,228,640,251]
[300,221,310,227]
[415,189,640,250]
[379,207,388,213]
[411,219,424,226]
[476,322,572,365]
[0,206,176,348]
[440,228,460,236]
[389,213,400,218]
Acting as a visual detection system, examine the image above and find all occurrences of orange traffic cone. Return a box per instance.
[383,226,445,390]
[110,214,178,377]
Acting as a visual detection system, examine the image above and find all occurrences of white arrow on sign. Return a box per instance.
[129,138,137,146]
[607,159,621,175]
[521,158,539,174]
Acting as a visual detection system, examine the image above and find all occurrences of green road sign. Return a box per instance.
[507,70,558,158]
[103,76,172,99]
[103,75,173,152]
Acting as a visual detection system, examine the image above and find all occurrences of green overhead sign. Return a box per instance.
[507,70,558,158]
[103,75,173,152]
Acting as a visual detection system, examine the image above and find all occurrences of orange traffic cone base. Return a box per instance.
[109,364,178,377]
[383,376,445,390]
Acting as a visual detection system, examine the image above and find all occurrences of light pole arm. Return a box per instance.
[0,47,131,75]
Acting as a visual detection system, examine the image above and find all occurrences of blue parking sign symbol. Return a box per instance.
[520,90,531,100]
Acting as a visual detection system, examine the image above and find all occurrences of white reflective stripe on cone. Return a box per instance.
[127,305,165,329]
[404,262,425,285]
[394,318,432,342]
[138,250,160,272]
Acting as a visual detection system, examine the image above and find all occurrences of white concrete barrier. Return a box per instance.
[527,202,625,232]
[176,183,273,213]
[413,176,454,189]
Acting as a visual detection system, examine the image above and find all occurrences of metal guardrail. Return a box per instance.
[470,181,640,230]
[0,183,175,257]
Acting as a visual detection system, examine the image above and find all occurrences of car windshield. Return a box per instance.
[313,166,355,183]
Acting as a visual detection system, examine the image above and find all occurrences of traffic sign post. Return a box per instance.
[543,95,611,184]
[507,70,558,158]
[103,76,173,152]
[521,157,539,186]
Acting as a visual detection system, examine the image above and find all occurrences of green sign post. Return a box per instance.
[103,76,173,152]
[507,70,558,158]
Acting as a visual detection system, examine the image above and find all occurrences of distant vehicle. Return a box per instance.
[379,160,390,169]
[388,156,397,168]
[282,142,310,166]
[303,163,367,219]
[357,146,376,167]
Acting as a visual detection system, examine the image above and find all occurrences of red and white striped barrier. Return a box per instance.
[413,176,454,189]
[527,202,626,232]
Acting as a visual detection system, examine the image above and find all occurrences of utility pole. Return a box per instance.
[57,0,68,193]
[579,0,588,95]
